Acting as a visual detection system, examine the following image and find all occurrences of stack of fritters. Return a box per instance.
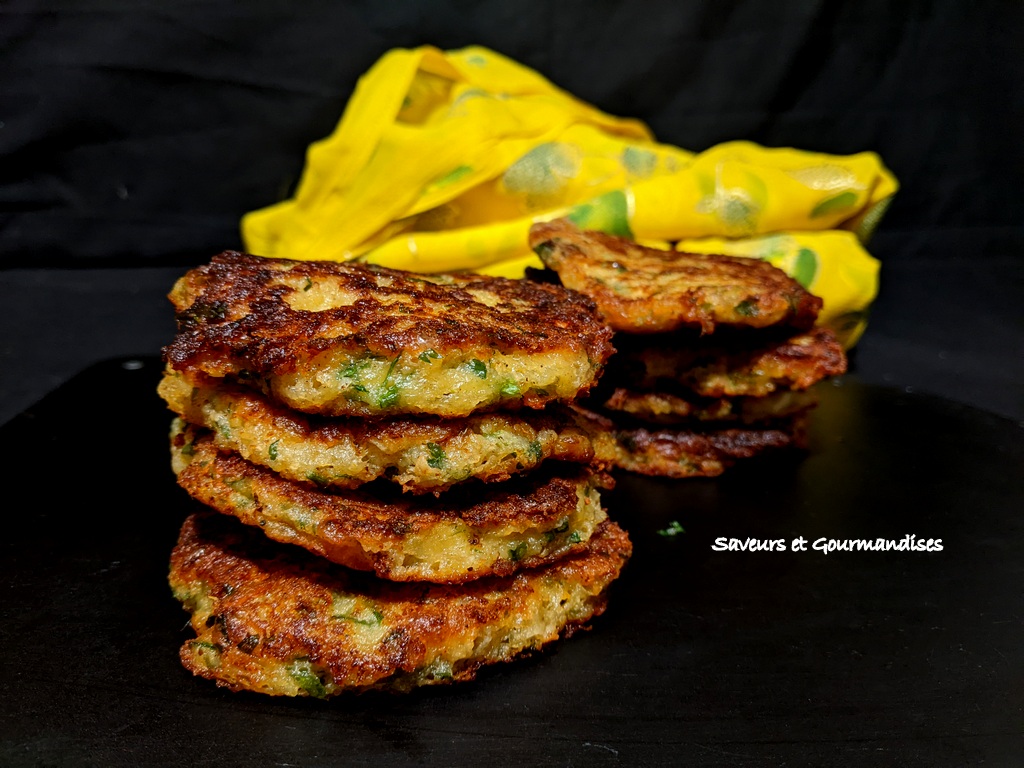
[159,251,632,696]
[528,219,847,478]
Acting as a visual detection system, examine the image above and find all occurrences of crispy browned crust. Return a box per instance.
[529,218,821,334]
[573,406,807,478]
[608,327,846,397]
[169,512,632,696]
[599,387,817,425]
[159,371,594,493]
[162,251,613,413]
[172,424,611,583]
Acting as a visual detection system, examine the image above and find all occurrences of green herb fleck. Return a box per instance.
[734,299,759,317]
[180,301,228,328]
[468,359,488,379]
[657,520,686,537]
[189,641,223,669]
[545,517,571,542]
[426,442,446,469]
[376,384,400,408]
[568,531,583,544]
[224,478,253,501]
[268,440,279,461]
[374,357,402,408]
[500,379,521,396]
[526,440,543,462]
[418,349,440,363]
[508,542,528,562]
[338,359,367,380]
[306,471,330,487]
[287,659,327,699]
[302,277,313,291]
[618,433,639,452]
[332,607,384,626]
[425,658,454,681]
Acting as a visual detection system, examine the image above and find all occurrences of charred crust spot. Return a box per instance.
[176,300,229,331]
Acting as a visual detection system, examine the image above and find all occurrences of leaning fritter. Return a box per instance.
[529,218,821,334]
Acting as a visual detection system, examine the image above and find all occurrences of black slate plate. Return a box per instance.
[1,357,1021,767]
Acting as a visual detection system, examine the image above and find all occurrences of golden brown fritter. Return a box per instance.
[163,252,614,418]
[607,327,846,398]
[573,406,807,478]
[159,371,594,494]
[598,387,817,425]
[169,511,632,696]
[171,422,610,583]
[529,218,821,334]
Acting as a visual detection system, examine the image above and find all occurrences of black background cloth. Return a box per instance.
[2,0,1022,265]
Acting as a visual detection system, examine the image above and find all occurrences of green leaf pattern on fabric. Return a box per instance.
[567,190,632,237]
[503,142,581,196]
[791,247,819,288]
[622,146,657,179]
[694,171,763,235]
[742,170,769,209]
[810,190,858,219]
[427,164,473,191]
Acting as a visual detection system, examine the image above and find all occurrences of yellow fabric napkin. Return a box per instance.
[242,44,897,348]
